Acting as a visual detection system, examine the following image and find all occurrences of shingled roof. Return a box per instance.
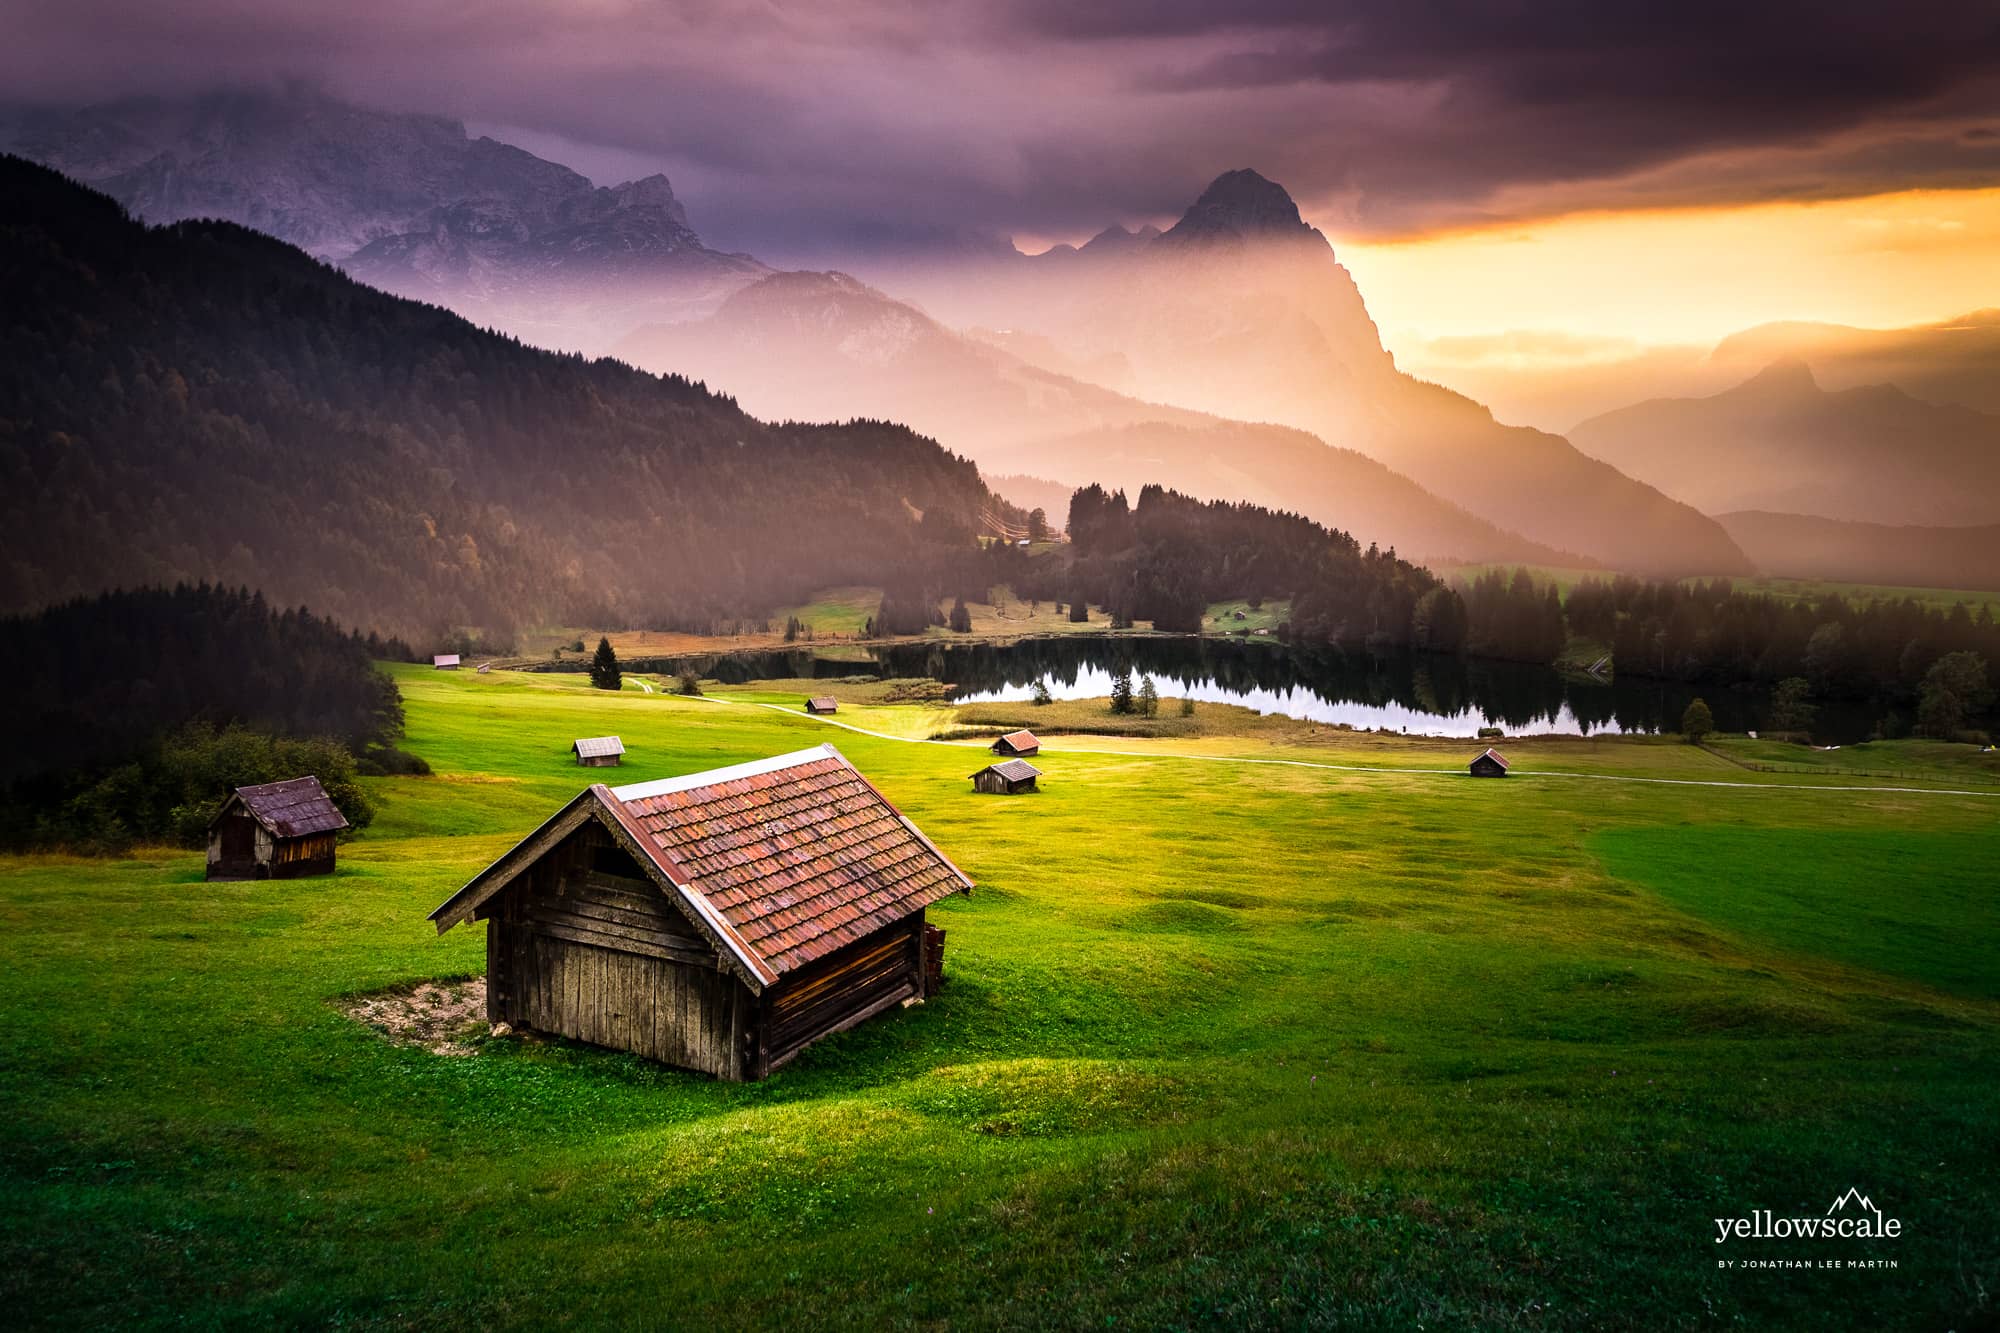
[430,744,973,990]
[223,776,350,838]
[1476,747,1511,771]
[571,735,625,759]
[975,758,1041,783]
[995,730,1040,752]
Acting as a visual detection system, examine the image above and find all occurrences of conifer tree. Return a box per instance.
[590,636,622,691]
[1109,668,1134,715]
[1138,675,1159,717]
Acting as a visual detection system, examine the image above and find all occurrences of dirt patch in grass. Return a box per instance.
[342,978,489,1055]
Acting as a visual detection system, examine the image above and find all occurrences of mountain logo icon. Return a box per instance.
[1826,1188,1878,1216]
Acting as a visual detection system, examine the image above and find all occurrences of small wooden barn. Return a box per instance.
[971,758,1041,794]
[572,735,624,767]
[433,653,461,670]
[991,729,1040,758]
[1469,747,1511,778]
[805,696,839,714]
[206,776,349,880]
[428,744,973,1080]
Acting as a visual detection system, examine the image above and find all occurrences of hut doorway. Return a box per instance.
[217,814,256,876]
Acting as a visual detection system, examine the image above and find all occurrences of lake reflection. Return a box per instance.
[953,662,1613,736]
[666,635,1878,742]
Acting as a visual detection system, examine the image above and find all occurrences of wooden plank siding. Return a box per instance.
[758,914,925,1076]
[480,820,754,1079]
[267,830,336,878]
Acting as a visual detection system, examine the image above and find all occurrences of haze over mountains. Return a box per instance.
[1,87,768,352]
[0,157,995,639]
[1571,360,2000,526]
[624,170,1744,576]
[614,270,1573,568]
[7,86,1992,593]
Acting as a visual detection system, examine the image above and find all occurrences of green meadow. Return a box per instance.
[1,664,1995,1329]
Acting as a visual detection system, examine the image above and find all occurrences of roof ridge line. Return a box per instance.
[608,743,839,801]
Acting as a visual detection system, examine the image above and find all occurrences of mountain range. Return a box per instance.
[1570,360,2000,527]
[0,87,767,352]
[0,156,993,639]
[614,270,1574,567]
[10,87,1989,591]
[829,169,1750,577]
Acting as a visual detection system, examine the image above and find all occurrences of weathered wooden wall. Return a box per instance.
[268,831,336,878]
[758,914,925,1076]
[576,754,621,768]
[485,822,752,1079]
[972,770,1033,794]
[206,818,334,879]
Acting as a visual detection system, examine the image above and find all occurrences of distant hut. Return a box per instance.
[433,653,461,670]
[805,696,839,714]
[571,736,625,767]
[991,729,1041,758]
[206,777,349,880]
[971,758,1041,794]
[1469,747,1511,778]
[428,744,973,1080]
[476,663,492,674]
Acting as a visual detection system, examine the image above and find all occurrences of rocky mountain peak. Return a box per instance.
[604,173,688,224]
[1735,357,1820,398]
[1162,169,1309,243]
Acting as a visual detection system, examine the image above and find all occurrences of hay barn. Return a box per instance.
[572,736,625,767]
[433,654,460,670]
[1470,748,1511,778]
[991,730,1040,757]
[805,696,839,714]
[206,776,349,880]
[428,744,973,1080]
[971,758,1041,794]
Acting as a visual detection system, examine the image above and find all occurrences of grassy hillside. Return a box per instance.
[0,666,1993,1327]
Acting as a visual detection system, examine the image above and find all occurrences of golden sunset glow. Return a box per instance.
[1338,186,2000,359]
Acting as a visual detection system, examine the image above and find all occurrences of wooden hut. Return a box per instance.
[1469,747,1511,778]
[991,729,1041,758]
[571,736,625,767]
[433,653,461,670]
[971,758,1041,794]
[206,776,349,880]
[428,744,973,1080]
[805,696,839,714]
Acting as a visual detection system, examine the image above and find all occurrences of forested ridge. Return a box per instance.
[0,585,412,847]
[0,156,1004,642]
[1059,484,1440,643]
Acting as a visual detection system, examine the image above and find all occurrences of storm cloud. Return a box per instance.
[4,0,1996,261]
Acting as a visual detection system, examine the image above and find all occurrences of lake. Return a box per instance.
[671,635,1886,742]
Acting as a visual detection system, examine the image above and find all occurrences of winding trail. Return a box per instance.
[674,694,2000,800]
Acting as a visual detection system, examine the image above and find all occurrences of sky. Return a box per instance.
[6,0,1999,349]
